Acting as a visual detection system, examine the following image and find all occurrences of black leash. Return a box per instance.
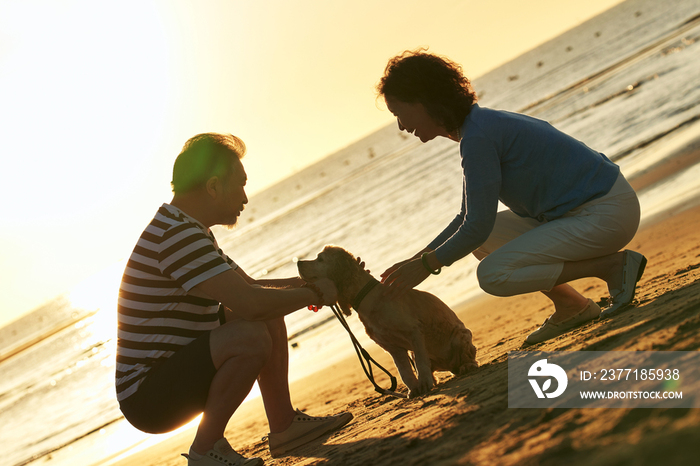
[330,301,407,399]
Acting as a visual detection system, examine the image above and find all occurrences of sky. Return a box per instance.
[0,0,625,327]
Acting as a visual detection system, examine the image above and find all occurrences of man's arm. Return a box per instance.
[194,268,334,321]
[233,266,305,289]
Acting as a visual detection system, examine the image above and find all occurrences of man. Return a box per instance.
[116,133,352,466]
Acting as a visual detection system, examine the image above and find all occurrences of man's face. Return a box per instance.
[219,158,248,229]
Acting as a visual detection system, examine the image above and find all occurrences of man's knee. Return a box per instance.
[210,320,273,368]
[235,320,273,358]
[264,317,287,342]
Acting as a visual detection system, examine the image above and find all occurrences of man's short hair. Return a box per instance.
[171,133,246,194]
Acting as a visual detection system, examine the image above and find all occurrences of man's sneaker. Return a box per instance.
[181,438,263,466]
[266,409,353,458]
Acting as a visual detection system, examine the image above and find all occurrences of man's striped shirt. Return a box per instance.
[116,204,235,401]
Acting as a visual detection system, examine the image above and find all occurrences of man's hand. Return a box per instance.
[314,278,338,305]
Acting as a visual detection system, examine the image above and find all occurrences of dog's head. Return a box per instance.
[297,245,366,315]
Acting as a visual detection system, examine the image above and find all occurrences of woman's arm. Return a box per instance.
[381,136,501,295]
[427,181,467,252]
[431,137,501,266]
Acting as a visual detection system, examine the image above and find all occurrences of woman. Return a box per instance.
[378,50,646,344]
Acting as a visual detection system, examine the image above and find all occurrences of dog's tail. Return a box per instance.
[450,328,479,375]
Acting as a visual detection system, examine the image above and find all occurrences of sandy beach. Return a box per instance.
[104,133,700,466]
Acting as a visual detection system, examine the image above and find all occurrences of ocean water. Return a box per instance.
[2,0,700,464]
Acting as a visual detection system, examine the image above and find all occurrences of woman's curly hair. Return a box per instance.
[377,49,478,133]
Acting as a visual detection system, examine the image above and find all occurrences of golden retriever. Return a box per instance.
[297,245,478,397]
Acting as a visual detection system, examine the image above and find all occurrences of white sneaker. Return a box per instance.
[266,409,353,458]
[182,438,263,466]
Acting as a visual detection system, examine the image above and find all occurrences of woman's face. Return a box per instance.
[385,95,447,143]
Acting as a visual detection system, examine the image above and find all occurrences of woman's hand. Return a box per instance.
[381,258,431,298]
[380,258,411,282]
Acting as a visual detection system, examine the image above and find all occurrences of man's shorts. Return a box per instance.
[119,332,217,434]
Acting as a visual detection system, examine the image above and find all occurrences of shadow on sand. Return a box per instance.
[268,271,700,465]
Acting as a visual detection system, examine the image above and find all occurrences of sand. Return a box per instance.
[107,160,700,465]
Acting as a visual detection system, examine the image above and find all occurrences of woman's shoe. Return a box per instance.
[601,250,647,318]
[525,299,601,344]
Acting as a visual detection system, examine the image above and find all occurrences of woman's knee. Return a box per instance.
[476,256,511,297]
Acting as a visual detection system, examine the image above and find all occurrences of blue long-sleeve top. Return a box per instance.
[428,104,620,266]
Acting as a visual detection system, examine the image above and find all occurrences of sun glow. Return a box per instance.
[68,261,124,315]
[98,414,204,466]
[0,0,176,328]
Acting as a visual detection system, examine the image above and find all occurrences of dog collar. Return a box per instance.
[352,277,380,310]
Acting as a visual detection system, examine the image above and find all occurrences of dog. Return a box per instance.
[297,245,478,398]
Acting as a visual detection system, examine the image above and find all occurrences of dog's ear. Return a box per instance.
[323,246,361,285]
[320,246,365,315]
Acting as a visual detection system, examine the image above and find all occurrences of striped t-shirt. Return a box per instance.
[116,204,236,402]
